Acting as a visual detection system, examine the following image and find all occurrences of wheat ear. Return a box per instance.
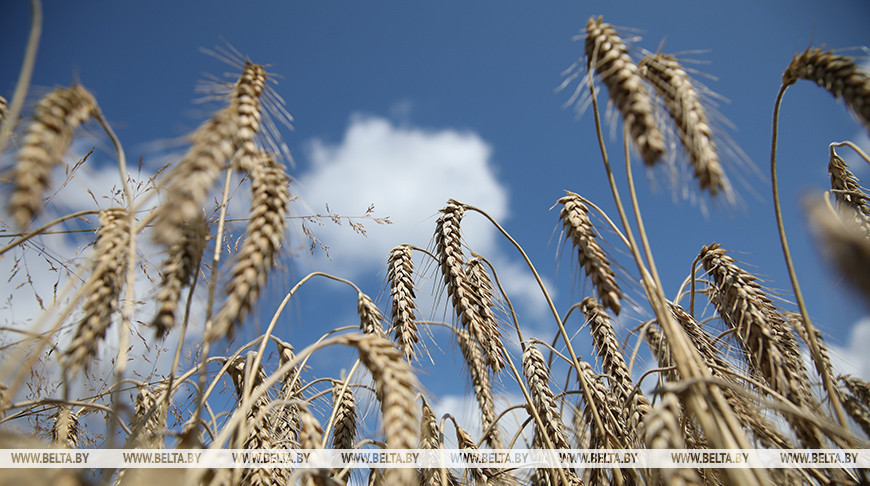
[643,393,704,486]
[154,62,267,248]
[639,53,727,195]
[699,243,828,448]
[585,16,665,165]
[420,399,460,486]
[330,383,357,450]
[132,384,169,448]
[840,375,870,437]
[829,149,870,238]
[357,291,387,338]
[151,215,209,337]
[51,405,79,449]
[208,152,290,340]
[10,85,97,230]
[782,47,870,134]
[806,199,870,304]
[435,200,505,372]
[344,334,419,485]
[65,207,130,375]
[582,297,650,447]
[388,244,419,361]
[272,339,304,447]
[558,192,622,314]
[456,329,503,449]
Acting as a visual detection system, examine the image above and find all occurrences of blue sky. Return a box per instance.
[2,1,870,431]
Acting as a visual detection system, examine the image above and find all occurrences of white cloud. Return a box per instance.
[830,316,870,381]
[293,114,552,318]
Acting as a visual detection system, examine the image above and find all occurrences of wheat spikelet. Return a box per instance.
[331,383,357,450]
[558,192,622,314]
[153,62,267,248]
[585,16,666,165]
[65,207,130,375]
[699,243,828,448]
[840,375,870,437]
[342,334,418,485]
[358,291,387,338]
[829,150,870,238]
[522,344,583,486]
[435,200,505,372]
[208,152,290,340]
[150,215,209,338]
[643,393,704,486]
[521,344,572,450]
[387,244,419,361]
[0,95,7,127]
[272,339,304,447]
[807,199,870,304]
[783,47,870,134]
[456,329,502,449]
[639,53,726,195]
[0,382,8,421]
[582,297,650,447]
[51,406,79,449]
[10,85,98,229]
[132,384,169,448]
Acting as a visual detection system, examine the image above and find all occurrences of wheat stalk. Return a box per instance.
[388,244,419,361]
[639,53,727,196]
[10,85,97,230]
[782,47,870,134]
[65,207,131,375]
[558,192,622,314]
[208,152,290,340]
[435,200,505,372]
[585,16,666,166]
[151,214,209,337]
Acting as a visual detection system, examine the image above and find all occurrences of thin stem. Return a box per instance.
[0,209,101,256]
[0,0,41,155]
[770,84,849,429]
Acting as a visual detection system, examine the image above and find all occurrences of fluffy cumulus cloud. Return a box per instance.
[294,114,553,318]
[831,316,870,380]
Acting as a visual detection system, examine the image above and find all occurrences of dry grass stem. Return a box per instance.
[558,192,622,314]
[10,85,97,229]
[782,47,870,134]
[388,244,419,361]
[65,207,131,375]
[209,152,290,340]
[638,53,726,196]
[585,16,666,165]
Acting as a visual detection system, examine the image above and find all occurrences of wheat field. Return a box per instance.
[1,3,869,486]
